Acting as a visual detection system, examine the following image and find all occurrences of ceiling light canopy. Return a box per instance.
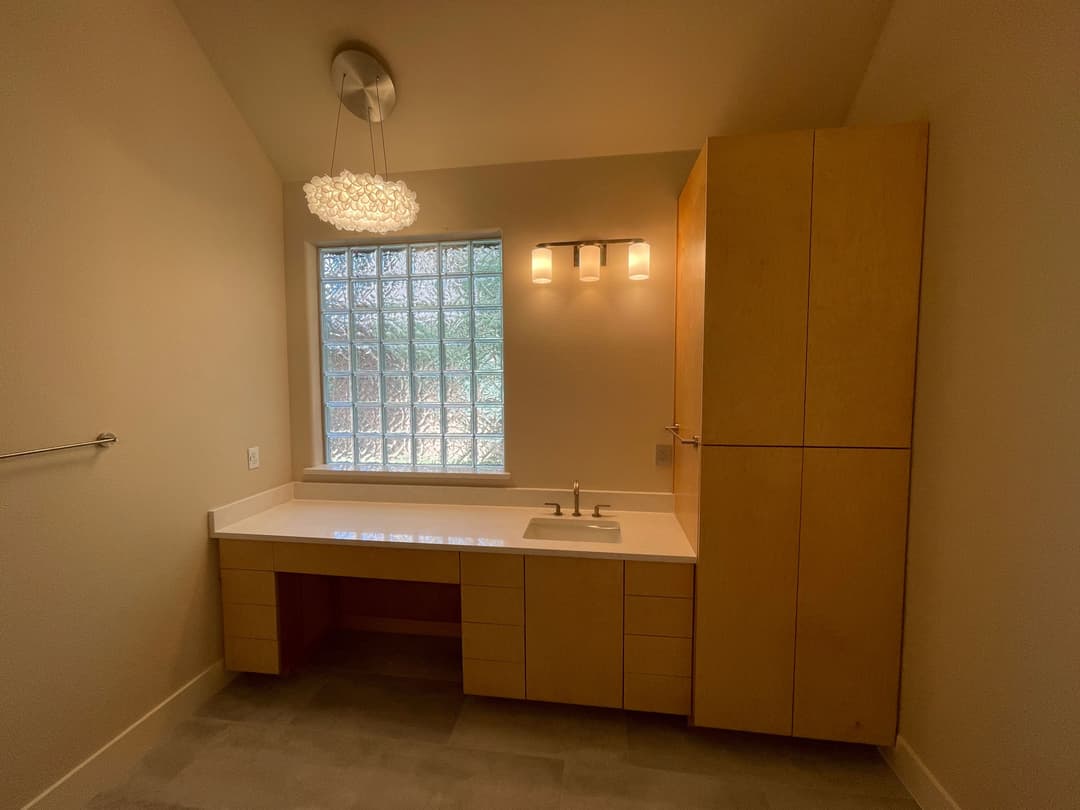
[304,48,419,234]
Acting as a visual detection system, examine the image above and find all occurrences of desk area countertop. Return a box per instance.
[210,494,695,563]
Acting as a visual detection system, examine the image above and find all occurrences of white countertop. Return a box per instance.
[211,497,695,563]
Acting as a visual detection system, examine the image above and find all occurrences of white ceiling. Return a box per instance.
[174,0,893,181]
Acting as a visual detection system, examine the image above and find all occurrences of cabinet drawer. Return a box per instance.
[273,542,459,583]
[624,673,691,715]
[223,603,278,640]
[221,569,276,606]
[461,585,524,625]
[624,634,692,677]
[224,636,280,674]
[462,622,524,663]
[463,659,525,699]
[460,552,524,588]
[625,562,694,598]
[219,539,274,571]
[624,596,693,638]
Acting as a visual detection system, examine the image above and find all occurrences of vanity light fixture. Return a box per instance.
[531,238,650,284]
[304,49,419,234]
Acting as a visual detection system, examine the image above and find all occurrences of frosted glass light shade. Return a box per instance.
[579,244,601,282]
[531,247,553,284]
[628,241,650,280]
[304,170,419,234]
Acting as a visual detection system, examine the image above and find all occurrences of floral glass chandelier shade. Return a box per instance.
[306,49,419,235]
[304,171,418,234]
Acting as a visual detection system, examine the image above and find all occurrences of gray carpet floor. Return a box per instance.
[88,632,916,809]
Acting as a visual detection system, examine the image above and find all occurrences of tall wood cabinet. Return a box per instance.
[677,122,927,745]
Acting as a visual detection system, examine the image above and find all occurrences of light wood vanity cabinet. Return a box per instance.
[677,122,927,745]
[524,555,624,709]
[460,552,526,700]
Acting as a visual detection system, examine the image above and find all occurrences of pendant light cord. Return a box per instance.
[367,100,377,176]
[329,71,346,176]
[375,78,389,178]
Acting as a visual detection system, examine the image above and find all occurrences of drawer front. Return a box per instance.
[460,553,524,588]
[625,561,694,598]
[462,622,524,663]
[624,595,693,638]
[624,634,692,677]
[463,659,525,699]
[224,636,280,674]
[223,603,278,640]
[624,673,692,715]
[221,569,276,606]
[273,542,459,583]
[461,585,524,626]
[219,539,274,571]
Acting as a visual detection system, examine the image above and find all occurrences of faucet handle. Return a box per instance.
[592,504,612,518]
[543,502,563,516]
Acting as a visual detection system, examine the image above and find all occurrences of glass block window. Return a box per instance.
[319,239,505,472]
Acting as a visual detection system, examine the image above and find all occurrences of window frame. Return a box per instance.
[313,236,507,481]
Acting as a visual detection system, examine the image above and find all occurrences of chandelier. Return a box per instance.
[304,49,419,234]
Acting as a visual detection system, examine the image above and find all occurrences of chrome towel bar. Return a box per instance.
[664,424,700,447]
[0,432,117,461]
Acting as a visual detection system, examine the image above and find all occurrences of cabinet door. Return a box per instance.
[793,448,910,745]
[525,556,623,708]
[693,446,802,734]
[805,122,927,447]
[674,146,707,551]
[700,131,813,446]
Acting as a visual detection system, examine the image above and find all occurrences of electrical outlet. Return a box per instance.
[247,446,260,470]
[655,443,673,466]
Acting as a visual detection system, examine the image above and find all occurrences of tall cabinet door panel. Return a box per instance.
[804,123,928,447]
[525,556,624,709]
[674,146,708,552]
[793,448,910,745]
[694,446,802,734]
[700,131,813,446]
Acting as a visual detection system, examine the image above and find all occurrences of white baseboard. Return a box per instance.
[21,660,232,810]
[880,735,962,810]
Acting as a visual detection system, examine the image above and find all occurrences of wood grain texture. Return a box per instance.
[463,659,525,699]
[693,446,802,734]
[624,595,693,638]
[224,636,279,674]
[624,673,691,715]
[272,542,460,583]
[624,635,692,677]
[460,552,524,588]
[804,122,927,447]
[794,448,911,745]
[625,561,695,598]
[222,603,278,640]
[220,569,276,606]
[460,584,524,626]
[525,556,624,708]
[701,131,813,446]
[674,146,707,553]
[219,539,274,570]
[462,622,524,663]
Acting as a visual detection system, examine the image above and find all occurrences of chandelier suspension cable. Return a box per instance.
[329,72,346,176]
[366,101,377,176]
[376,78,389,178]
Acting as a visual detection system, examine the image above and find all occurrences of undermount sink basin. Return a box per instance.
[523,517,621,543]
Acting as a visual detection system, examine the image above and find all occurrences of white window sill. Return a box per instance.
[303,465,512,487]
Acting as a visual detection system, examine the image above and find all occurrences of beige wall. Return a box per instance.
[847,2,1080,808]
[0,2,291,806]
[284,152,696,491]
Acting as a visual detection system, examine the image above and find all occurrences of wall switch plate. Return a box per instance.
[655,443,673,466]
[247,446,260,470]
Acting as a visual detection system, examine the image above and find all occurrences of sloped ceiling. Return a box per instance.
[174,0,892,181]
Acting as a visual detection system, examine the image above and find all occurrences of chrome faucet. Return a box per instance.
[572,480,582,517]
